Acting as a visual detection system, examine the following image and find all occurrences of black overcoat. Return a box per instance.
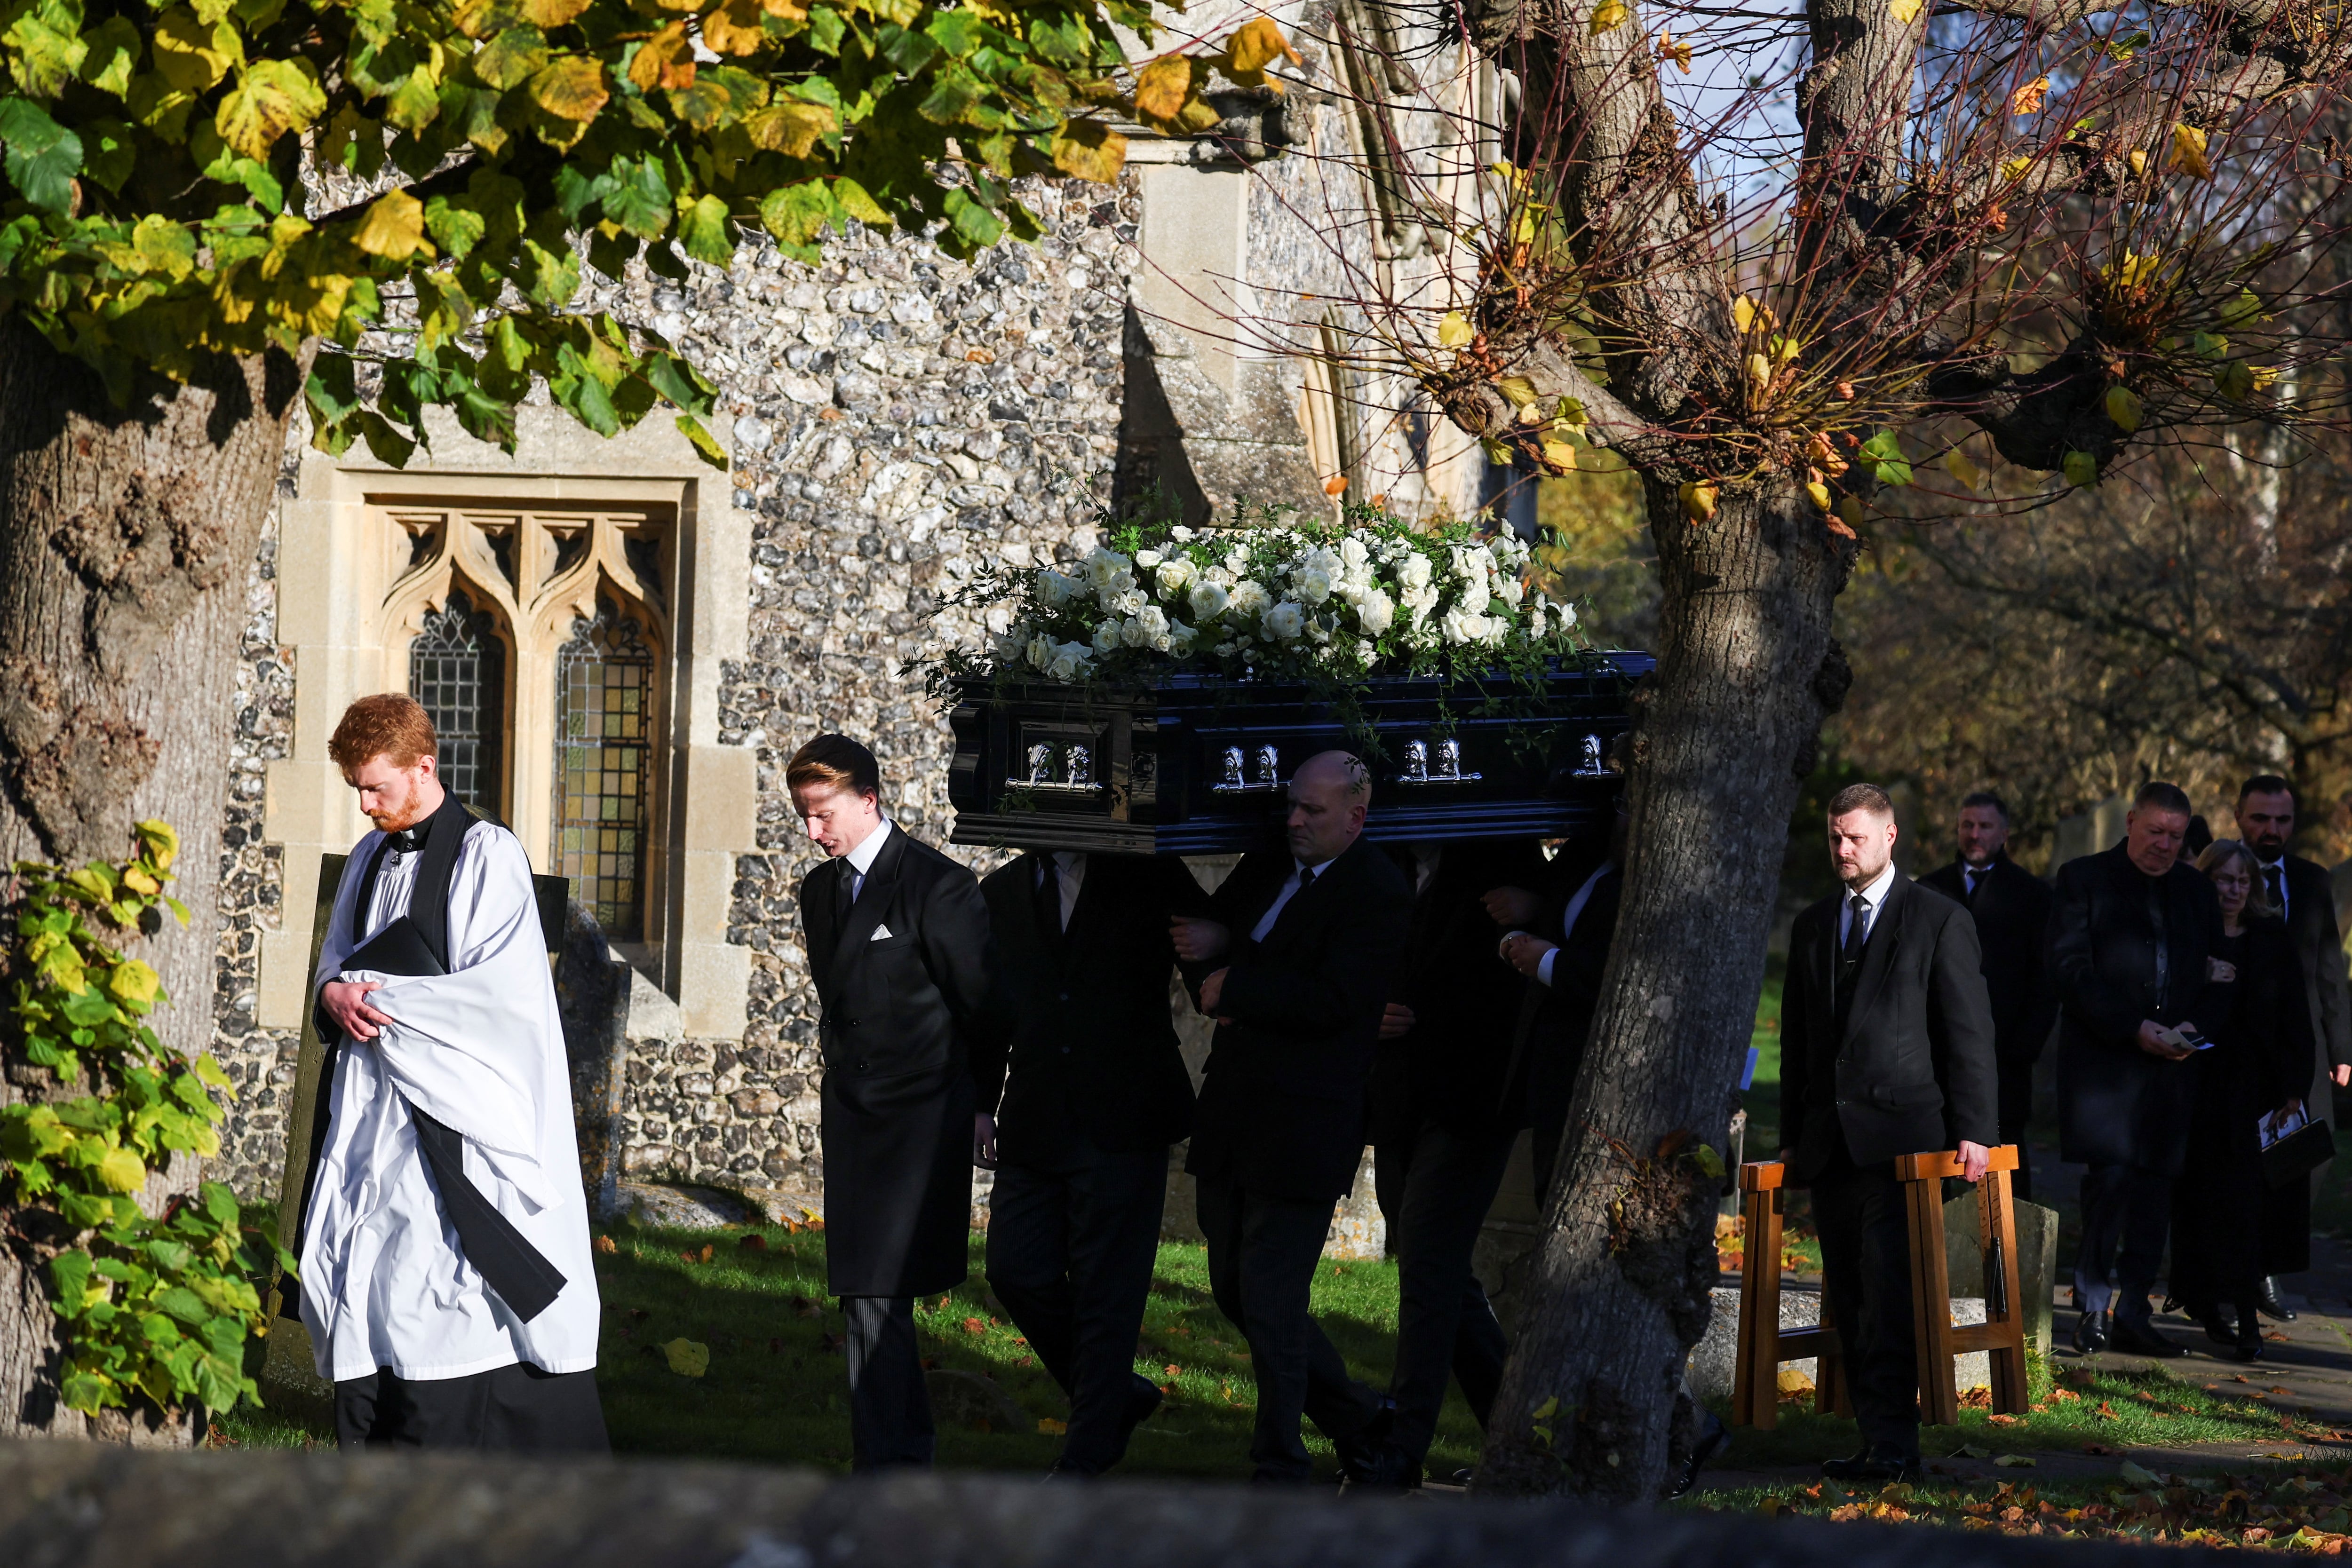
[1185,835,1413,1204]
[1919,853,2058,1063]
[2047,842,2224,1175]
[2274,854,2352,1121]
[977,851,1208,1166]
[798,825,994,1298]
[1779,875,2000,1181]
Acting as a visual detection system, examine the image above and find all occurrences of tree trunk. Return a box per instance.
[0,319,304,1441]
[1476,482,1852,1500]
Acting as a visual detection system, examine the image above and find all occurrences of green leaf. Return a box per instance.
[78,15,140,97]
[2062,449,2100,487]
[1690,1143,1725,1179]
[472,24,548,89]
[424,196,488,259]
[214,58,327,160]
[0,96,82,213]
[8,0,92,101]
[599,156,671,239]
[677,194,733,264]
[675,413,727,468]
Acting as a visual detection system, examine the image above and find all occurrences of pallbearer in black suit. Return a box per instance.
[977,849,1209,1476]
[1171,752,1413,1484]
[789,735,995,1473]
[1919,792,2056,1200]
[2235,776,2352,1320]
[1355,836,1544,1490]
[1779,783,1998,1483]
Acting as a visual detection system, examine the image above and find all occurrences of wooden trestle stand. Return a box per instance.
[1730,1145,2028,1429]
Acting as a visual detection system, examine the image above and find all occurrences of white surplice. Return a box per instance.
[300,819,600,1383]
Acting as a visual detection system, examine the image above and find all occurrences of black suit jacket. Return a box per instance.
[1185,835,1413,1204]
[977,852,1208,1165]
[2048,843,2224,1174]
[1779,875,1999,1181]
[797,825,994,1297]
[1919,853,2057,1064]
[1372,839,1546,1146]
[2263,854,2352,1103]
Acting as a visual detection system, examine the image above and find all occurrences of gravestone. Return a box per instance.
[1945,1188,2058,1361]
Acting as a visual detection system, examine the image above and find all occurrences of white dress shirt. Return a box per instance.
[1410,844,1442,898]
[1838,862,1899,946]
[1250,856,1332,942]
[846,816,894,901]
[305,821,600,1383]
[1536,858,1617,987]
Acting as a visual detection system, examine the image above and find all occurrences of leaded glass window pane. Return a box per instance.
[554,600,654,939]
[409,587,506,816]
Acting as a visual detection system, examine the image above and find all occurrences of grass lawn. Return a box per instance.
[213,1226,1488,1481]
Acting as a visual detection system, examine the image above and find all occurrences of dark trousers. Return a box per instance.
[1811,1157,1920,1456]
[1372,1121,1514,1463]
[1194,1173,1384,1482]
[334,1362,609,1452]
[1996,1054,2035,1203]
[2073,1163,2173,1321]
[843,1294,934,1471]
[985,1143,1168,1474]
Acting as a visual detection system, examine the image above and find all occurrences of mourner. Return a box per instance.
[307,695,606,1451]
[2170,841,2313,1361]
[2235,776,2352,1321]
[1778,783,1997,1484]
[790,734,995,1472]
[1503,800,1629,1201]
[2049,780,2223,1356]
[1357,837,1546,1490]
[977,849,1210,1476]
[1170,751,1412,1484]
[1919,792,2057,1200]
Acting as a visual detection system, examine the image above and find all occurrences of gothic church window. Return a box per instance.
[408,587,508,818]
[554,601,655,940]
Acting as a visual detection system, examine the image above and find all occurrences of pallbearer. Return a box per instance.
[306,695,605,1450]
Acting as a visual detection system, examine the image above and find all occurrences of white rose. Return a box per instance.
[1297,567,1334,604]
[1121,615,1151,647]
[1047,649,1085,682]
[1356,639,1377,663]
[1527,602,1547,638]
[1155,558,1198,597]
[1171,525,1196,542]
[1556,600,1579,628]
[1340,538,1370,571]
[1038,570,1081,608]
[1112,587,1147,617]
[1135,549,1164,570]
[1357,588,1395,636]
[1494,573,1525,606]
[1136,605,1170,639]
[1204,565,1235,588]
[1092,622,1121,655]
[1398,553,1433,592]
[1084,546,1131,592]
[1441,607,1485,644]
[1026,634,1053,670]
[1189,581,1232,620]
[1458,575,1490,615]
[1169,624,1199,653]
[1224,549,1251,576]
[1228,580,1272,618]
[1265,601,1306,640]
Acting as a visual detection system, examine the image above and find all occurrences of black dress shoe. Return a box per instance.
[1821,1443,1922,1483]
[1666,1408,1731,1499]
[2259,1277,2298,1322]
[2235,1305,2267,1363]
[2108,1315,2185,1357]
[1338,1442,1421,1494]
[2072,1309,2110,1355]
[1332,1395,1398,1477]
[2180,1300,2237,1348]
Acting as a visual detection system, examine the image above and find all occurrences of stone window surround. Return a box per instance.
[257,406,755,1040]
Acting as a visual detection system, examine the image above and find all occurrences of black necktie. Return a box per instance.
[833,861,855,932]
[2266,863,2287,915]
[1298,865,1318,893]
[1841,893,1870,965]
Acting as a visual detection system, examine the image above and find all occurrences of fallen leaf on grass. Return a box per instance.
[2119,1459,2163,1487]
[2048,1387,2080,1403]
[664,1338,710,1377]
[1994,1455,2037,1468]
[1165,1363,1183,1376]
[1988,1413,2024,1427]
[962,1316,988,1335]
[1037,1418,1067,1434]
[593,1235,619,1254]
[738,1233,768,1252]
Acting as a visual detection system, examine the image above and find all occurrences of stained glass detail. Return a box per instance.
[554,600,654,938]
[409,587,506,816]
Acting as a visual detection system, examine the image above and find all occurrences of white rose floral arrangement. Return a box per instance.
[946,509,1584,689]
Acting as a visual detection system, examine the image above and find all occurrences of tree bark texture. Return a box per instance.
[1476,482,1854,1500]
[0,319,305,1441]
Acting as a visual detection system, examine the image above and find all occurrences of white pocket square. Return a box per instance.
[869,923,894,940]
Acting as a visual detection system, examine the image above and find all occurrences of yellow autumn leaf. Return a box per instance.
[663,1338,710,1376]
[1589,0,1630,34]
[1679,481,1717,522]
[1497,375,1539,407]
[350,189,428,260]
[2169,122,2213,180]
[1837,495,1865,531]
[1555,396,1589,428]
[1732,296,1757,334]
[1887,0,1923,23]
[628,21,697,91]
[1437,310,1474,348]
[96,1146,148,1195]
[1050,120,1128,184]
[2105,384,2144,432]
[1221,16,1300,86]
[2002,155,2031,183]
[1133,54,1193,122]
[109,960,160,1005]
[1658,31,1692,71]
[1803,480,1832,512]
[747,100,836,157]
[1943,445,1983,492]
[135,820,178,871]
[531,55,611,124]
[1746,352,1773,388]
[2011,76,2048,116]
[520,0,593,24]
[702,0,771,55]
[215,58,328,160]
[1540,436,1579,473]
[2128,147,2147,177]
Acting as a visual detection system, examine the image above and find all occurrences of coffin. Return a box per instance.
[946,654,1650,855]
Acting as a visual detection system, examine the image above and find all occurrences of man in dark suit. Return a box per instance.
[1503,802,1630,1202]
[1169,751,1412,1484]
[2049,780,2223,1356]
[1779,782,1998,1483]
[789,734,994,1472]
[2235,776,2352,1318]
[1354,837,1544,1489]
[976,850,1208,1476]
[1920,792,2057,1200]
